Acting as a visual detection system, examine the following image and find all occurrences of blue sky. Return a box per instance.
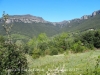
[0,0,100,22]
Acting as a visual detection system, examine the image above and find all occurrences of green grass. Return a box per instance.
[26,50,100,75]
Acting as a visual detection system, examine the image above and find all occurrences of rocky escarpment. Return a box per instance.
[92,10,100,16]
[80,10,100,20]
[55,10,100,26]
[0,10,100,26]
[0,14,48,24]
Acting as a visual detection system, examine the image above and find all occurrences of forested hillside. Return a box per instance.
[0,10,100,38]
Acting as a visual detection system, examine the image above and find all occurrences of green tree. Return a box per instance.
[71,41,86,53]
[37,33,48,43]
[28,33,49,58]
[94,30,100,48]
[27,36,38,55]
[0,11,28,75]
[81,31,95,49]
[32,48,41,59]
[50,47,58,55]
[53,32,68,52]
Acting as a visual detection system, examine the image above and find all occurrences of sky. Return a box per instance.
[0,0,100,22]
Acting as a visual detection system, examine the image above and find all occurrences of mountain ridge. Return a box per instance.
[0,10,100,25]
[0,9,100,37]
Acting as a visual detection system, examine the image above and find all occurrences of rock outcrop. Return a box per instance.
[0,14,47,23]
[92,10,100,16]
[0,10,100,26]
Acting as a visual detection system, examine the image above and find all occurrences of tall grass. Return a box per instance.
[26,50,100,75]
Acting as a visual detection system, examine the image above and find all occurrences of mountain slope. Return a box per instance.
[61,14,100,32]
[0,22,60,37]
[0,10,100,37]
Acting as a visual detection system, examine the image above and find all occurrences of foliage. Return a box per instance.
[32,48,41,59]
[0,36,28,75]
[94,30,100,48]
[50,47,58,55]
[0,12,28,75]
[81,31,95,49]
[51,32,69,52]
[11,34,30,43]
[80,30,100,49]
[71,41,86,53]
[37,33,48,43]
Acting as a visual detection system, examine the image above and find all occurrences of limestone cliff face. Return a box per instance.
[0,10,100,26]
[0,14,47,23]
[54,10,100,25]
[92,10,100,16]
[80,10,100,20]
[81,15,89,20]
[0,19,3,22]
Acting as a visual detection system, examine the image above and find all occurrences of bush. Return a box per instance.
[80,30,100,49]
[45,49,51,55]
[32,49,41,59]
[0,44,28,75]
[94,30,100,48]
[50,48,58,55]
[71,41,86,53]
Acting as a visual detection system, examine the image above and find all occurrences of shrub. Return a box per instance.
[32,48,41,59]
[71,41,86,53]
[50,48,58,55]
[81,31,94,49]
[94,30,100,48]
[45,49,51,55]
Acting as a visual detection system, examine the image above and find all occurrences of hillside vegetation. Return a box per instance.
[62,14,100,32]
[0,11,100,75]
[0,14,100,37]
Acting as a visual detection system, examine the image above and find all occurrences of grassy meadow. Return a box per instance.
[26,50,100,75]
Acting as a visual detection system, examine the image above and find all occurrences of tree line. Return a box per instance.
[25,29,100,59]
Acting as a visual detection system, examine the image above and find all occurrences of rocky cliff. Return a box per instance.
[0,14,48,24]
[0,10,100,26]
